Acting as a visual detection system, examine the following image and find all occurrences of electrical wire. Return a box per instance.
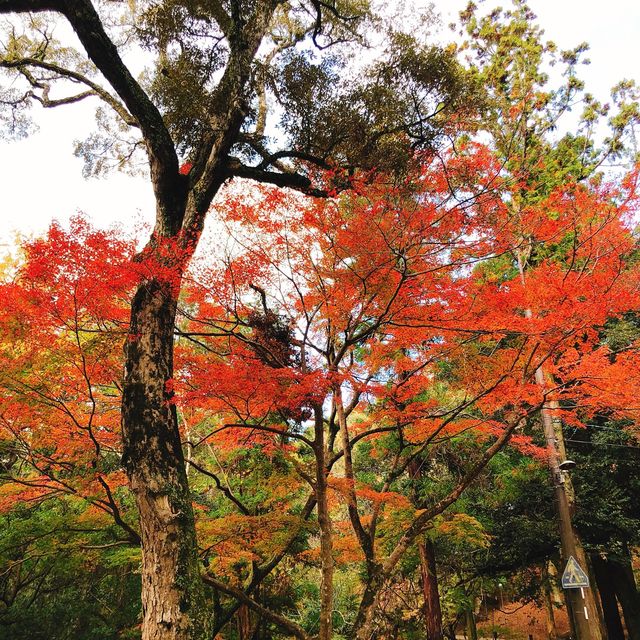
[564,438,640,450]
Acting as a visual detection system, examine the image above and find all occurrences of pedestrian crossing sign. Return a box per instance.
[561,556,590,589]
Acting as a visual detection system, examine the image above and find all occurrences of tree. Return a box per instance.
[2,3,639,639]
[0,2,477,638]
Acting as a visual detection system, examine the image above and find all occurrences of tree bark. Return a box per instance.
[237,603,252,640]
[314,404,334,640]
[592,555,624,640]
[419,539,443,640]
[122,277,209,640]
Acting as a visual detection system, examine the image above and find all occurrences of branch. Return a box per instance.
[0,57,138,126]
[308,0,360,50]
[210,494,317,637]
[203,574,312,640]
[0,0,182,227]
[256,149,331,171]
[382,410,539,577]
[186,0,284,220]
[96,476,141,545]
[0,0,56,10]
[209,0,232,37]
[225,158,328,197]
[187,459,250,515]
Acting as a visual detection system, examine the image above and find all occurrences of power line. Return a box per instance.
[564,438,640,450]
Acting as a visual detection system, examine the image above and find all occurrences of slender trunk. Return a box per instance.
[122,277,209,640]
[418,536,443,639]
[543,562,559,640]
[592,555,624,640]
[314,405,334,640]
[237,603,252,640]
[465,609,478,640]
[335,390,372,560]
[609,552,640,640]
[406,458,444,640]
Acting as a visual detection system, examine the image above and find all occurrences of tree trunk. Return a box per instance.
[592,555,624,640]
[465,609,478,640]
[418,539,443,640]
[353,573,383,640]
[609,553,640,640]
[543,563,559,640]
[314,405,334,640]
[122,277,209,640]
[237,603,252,640]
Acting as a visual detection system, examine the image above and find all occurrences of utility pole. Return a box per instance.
[536,368,605,640]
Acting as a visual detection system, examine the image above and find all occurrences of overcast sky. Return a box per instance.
[1,0,638,244]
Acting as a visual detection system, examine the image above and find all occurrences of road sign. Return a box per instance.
[561,556,590,589]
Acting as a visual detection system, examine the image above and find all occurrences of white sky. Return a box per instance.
[0,0,638,244]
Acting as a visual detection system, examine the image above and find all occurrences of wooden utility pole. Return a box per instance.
[536,368,605,640]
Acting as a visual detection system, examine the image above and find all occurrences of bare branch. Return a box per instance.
[1,57,138,125]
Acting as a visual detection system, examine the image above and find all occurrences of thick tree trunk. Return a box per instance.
[314,405,334,640]
[122,277,209,640]
[418,539,444,640]
[609,553,640,640]
[592,555,624,640]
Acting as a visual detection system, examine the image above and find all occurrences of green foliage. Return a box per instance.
[0,498,141,640]
[570,422,640,559]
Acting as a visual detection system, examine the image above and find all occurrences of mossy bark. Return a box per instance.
[122,277,209,640]
[314,405,334,640]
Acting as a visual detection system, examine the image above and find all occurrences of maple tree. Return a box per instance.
[0,221,142,636]
[167,145,638,637]
[455,3,640,636]
[0,220,137,537]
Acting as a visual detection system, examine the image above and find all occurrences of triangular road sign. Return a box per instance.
[561,556,590,589]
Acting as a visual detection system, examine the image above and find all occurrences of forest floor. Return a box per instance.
[471,600,571,640]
